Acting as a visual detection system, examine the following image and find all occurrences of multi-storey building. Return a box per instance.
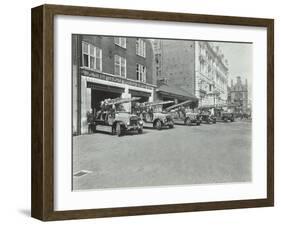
[151,39,198,105]
[152,40,229,108]
[194,42,229,107]
[72,35,155,134]
[228,76,249,113]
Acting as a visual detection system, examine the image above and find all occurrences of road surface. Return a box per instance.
[73,120,252,190]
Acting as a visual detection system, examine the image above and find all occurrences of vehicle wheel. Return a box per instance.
[138,128,143,134]
[154,120,162,130]
[185,118,191,126]
[92,124,96,133]
[213,119,216,124]
[116,123,122,136]
[111,125,116,135]
[223,117,228,122]
[169,124,174,128]
[231,118,234,122]
[196,122,201,126]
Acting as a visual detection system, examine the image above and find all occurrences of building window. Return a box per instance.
[82,42,102,71]
[114,55,126,77]
[136,38,146,58]
[209,84,212,92]
[200,61,206,74]
[200,46,205,57]
[82,42,89,67]
[114,37,126,48]
[136,64,146,82]
[208,64,212,76]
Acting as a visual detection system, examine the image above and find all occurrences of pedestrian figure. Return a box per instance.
[87,108,95,133]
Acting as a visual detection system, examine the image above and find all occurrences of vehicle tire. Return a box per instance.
[138,128,143,134]
[111,125,116,135]
[92,124,96,133]
[223,117,228,122]
[169,124,174,128]
[116,123,122,136]
[196,121,201,126]
[231,118,234,122]
[213,119,216,124]
[154,120,162,130]
[185,118,191,126]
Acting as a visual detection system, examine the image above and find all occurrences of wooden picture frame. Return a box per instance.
[31,4,274,221]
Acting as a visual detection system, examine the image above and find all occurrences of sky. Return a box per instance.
[213,42,253,99]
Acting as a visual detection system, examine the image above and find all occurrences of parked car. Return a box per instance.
[234,112,251,120]
[166,100,201,126]
[91,97,143,136]
[134,101,174,130]
[214,108,234,122]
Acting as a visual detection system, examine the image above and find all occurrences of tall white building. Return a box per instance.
[195,41,229,107]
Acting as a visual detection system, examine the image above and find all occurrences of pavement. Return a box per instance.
[73,120,252,190]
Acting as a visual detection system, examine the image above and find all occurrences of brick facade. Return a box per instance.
[153,39,195,95]
[72,35,155,135]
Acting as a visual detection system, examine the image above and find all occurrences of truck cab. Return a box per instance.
[214,107,234,122]
[197,108,216,124]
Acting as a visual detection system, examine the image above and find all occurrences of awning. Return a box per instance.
[157,84,198,101]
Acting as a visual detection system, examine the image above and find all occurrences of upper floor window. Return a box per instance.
[209,84,212,92]
[114,37,126,48]
[136,39,146,58]
[136,64,146,83]
[200,46,205,57]
[82,42,102,71]
[114,55,126,77]
[200,62,205,73]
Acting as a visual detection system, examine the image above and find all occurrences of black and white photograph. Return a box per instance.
[72,35,252,191]
[28,2,274,221]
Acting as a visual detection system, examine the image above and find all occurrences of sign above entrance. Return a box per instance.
[81,68,154,91]
[86,82,124,94]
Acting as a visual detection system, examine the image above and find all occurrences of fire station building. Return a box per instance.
[72,35,155,135]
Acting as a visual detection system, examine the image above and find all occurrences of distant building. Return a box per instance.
[72,35,155,134]
[152,40,229,107]
[228,76,249,113]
